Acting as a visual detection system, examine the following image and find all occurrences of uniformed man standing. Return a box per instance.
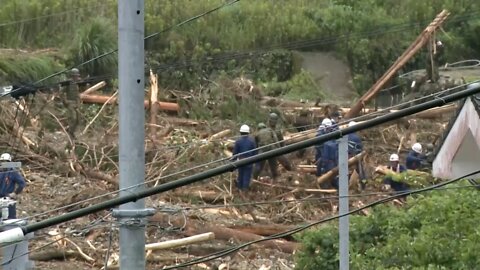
[426,40,444,83]
[63,68,82,140]
[253,122,280,181]
[267,113,293,171]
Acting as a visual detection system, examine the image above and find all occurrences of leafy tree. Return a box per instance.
[295,181,480,269]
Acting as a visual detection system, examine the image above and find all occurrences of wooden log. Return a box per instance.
[30,249,79,261]
[297,164,316,173]
[150,213,298,253]
[227,224,297,237]
[183,223,298,254]
[81,81,106,95]
[149,70,159,139]
[317,152,365,184]
[83,169,118,188]
[80,94,179,112]
[145,232,215,251]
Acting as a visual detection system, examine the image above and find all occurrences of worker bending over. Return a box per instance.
[406,143,427,170]
[383,153,410,194]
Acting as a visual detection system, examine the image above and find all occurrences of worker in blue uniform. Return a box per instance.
[315,118,333,177]
[322,139,339,189]
[406,143,427,170]
[231,125,257,190]
[0,153,26,219]
[383,153,410,194]
[347,121,366,188]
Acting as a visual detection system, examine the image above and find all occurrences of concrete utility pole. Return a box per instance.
[115,1,150,269]
[338,136,349,270]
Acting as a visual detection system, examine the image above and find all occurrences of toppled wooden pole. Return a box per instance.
[145,232,215,251]
[317,152,365,184]
[345,9,450,119]
[80,94,179,112]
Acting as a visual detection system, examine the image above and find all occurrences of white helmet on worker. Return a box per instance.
[0,153,12,162]
[389,153,399,162]
[239,124,250,134]
[321,118,332,127]
[412,143,423,154]
[348,121,357,127]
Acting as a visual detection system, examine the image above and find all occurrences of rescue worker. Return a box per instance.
[267,112,293,171]
[63,68,82,140]
[0,153,26,219]
[347,121,366,188]
[231,125,257,191]
[406,143,427,170]
[253,122,279,181]
[315,118,332,177]
[330,111,341,131]
[322,139,339,189]
[426,40,444,83]
[383,153,410,193]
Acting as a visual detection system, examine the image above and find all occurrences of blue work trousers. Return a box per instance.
[237,165,253,190]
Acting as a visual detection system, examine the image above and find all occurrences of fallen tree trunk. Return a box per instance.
[227,224,298,237]
[184,223,298,253]
[150,213,299,253]
[145,232,215,251]
[80,94,179,112]
[317,152,365,184]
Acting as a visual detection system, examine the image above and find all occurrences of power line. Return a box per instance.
[3,83,476,237]
[11,81,476,224]
[0,0,241,100]
[0,3,113,27]
[162,169,480,269]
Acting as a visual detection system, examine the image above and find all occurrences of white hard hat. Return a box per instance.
[321,118,332,127]
[389,153,399,162]
[412,143,422,153]
[0,153,12,162]
[348,121,357,127]
[239,124,250,133]
[436,40,443,46]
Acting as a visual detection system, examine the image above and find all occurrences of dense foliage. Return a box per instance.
[295,181,480,269]
[1,0,479,95]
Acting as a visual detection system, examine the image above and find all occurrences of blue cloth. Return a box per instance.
[383,164,410,192]
[406,150,425,170]
[314,126,328,166]
[232,136,257,190]
[0,170,26,197]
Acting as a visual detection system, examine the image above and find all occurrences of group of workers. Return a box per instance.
[232,110,430,195]
[231,112,293,192]
[314,117,365,189]
[384,142,428,193]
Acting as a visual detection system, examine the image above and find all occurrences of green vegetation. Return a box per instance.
[0,52,64,84]
[295,181,480,269]
[1,0,480,110]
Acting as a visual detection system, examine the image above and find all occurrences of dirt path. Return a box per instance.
[295,51,355,103]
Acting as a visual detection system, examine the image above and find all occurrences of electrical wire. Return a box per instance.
[0,0,241,100]
[154,10,480,73]
[13,81,477,223]
[162,169,480,269]
[0,3,114,27]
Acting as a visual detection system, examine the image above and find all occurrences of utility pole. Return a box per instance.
[338,136,349,270]
[115,1,151,269]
